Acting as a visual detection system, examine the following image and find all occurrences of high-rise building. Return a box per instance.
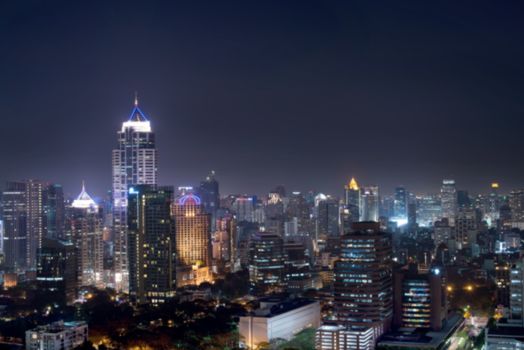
[495,262,511,307]
[43,184,65,240]
[509,189,524,223]
[69,183,104,288]
[393,265,447,331]
[344,178,360,222]
[2,180,64,271]
[359,186,379,222]
[112,97,157,291]
[212,213,237,274]
[232,196,255,222]
[454,208,480,249]
[128,185,175,305]
[249,232,285,295]
[172,193,212,287]
[2,181,28,270]
[316,197,339,238]
[510,259,524,324]
[197,171,220,230]
[440,179,457,226]
[393,186,407,219]
[37,238,77,304]
[332,222,393,342]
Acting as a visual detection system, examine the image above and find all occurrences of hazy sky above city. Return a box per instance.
[1,0,524,198]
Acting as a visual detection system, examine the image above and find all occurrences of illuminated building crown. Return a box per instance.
[121,95,152,132]
[348,177,359,191]
[72,182,97,209]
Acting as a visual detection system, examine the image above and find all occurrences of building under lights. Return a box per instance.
[316,222,393,350]
[249,232,285,295]
[393,264,447,331]
[360,186,379,222]
[440,179,457,226]
[69,183,104,288]
[172,193,213,287]
[344,177,360,222]
[127,185,176,305]
[112,97,157,291]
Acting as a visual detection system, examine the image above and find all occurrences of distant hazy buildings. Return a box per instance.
[112,98,157,291]
[359,186,379,222]
[440,179,457,226]
[127,185,176,305]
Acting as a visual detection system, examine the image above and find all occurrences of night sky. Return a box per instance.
[1,0,524,198]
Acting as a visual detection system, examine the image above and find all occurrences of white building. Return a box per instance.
[112,96,157,291]
[26,321,87,350]
[239,298,320,348]
[315,324,375,350]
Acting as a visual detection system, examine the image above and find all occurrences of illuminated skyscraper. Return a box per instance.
[112,97,157,291]
[393,186,407,219]
[69,183,104,288]
[2,180,63,271]
[249,232,285,295]
[197,171,220,230]
[172,193,212,287]
[440,179,457,226]
[359,186,379,222]
[127,185,175,304]
[344,177,360,222]
[2,181,28,270]
[333,222,393,342]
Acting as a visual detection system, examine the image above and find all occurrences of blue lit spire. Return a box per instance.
[127,92,149,122]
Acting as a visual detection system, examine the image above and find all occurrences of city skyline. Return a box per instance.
[2,1,524,197]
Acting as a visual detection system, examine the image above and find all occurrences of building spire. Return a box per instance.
[134,91,139,107]
[82,180,86,192]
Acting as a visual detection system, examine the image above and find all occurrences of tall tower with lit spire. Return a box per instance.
[344,177,360,222]
[112,96,157,291]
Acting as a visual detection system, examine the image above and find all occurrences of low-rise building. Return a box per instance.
[239,298,320,348]
[25,321,87,350]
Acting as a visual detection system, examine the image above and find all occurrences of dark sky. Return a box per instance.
[1,0,524,198]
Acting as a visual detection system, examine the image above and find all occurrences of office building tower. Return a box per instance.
[440,179,457,226]
[212,213,237,274]
[25,179,46,269]
[316,197,339,238]
[2,181,28,270]
[172,193,212,287]
[407,203,417,229]
[37,238,77,305]
[2,180,63,271]
[344,177,360,222]
[286,191,313,236]
[197,171,220,230]
[112,97,157,291]
[510,260,524,324]
[509,189,524,222]
[433,218,452,247]
[43,184,65,240]
[249,232,285,295]
[455,208,480,249]
[416,195,441,227]
[232,196,255,222]
[456,190,471,210]
[333,222,393,341]
[496,262,511,307]
[393,265,447,331]
[393,186,407,219]
[360,186,379,222]
[69,183,104,288]
[128,185,175,304]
